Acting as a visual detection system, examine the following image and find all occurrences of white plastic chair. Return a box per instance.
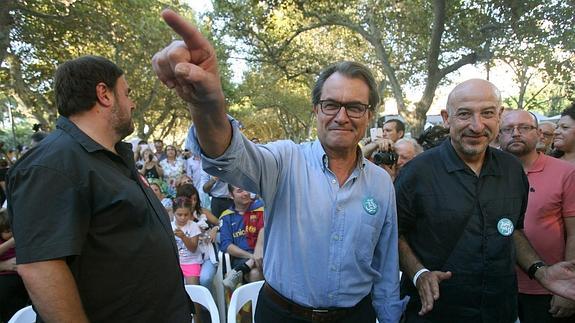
[8,306,36,323]
[186,284,221,323]
[227,280,264,323]
[215,251,232,322]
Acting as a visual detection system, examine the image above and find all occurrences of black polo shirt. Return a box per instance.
[7,117,192,323]
[395,139,529,322]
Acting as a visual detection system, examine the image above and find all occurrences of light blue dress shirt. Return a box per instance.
[187,120,407,322]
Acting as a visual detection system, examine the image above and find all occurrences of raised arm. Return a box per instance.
[152,9,230,158]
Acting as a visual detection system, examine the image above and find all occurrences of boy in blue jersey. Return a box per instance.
[220,185,264,290]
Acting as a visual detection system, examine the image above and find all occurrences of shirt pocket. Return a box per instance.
[354,214,380,263]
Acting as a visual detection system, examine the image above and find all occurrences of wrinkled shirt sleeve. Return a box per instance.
[371,182,409,322]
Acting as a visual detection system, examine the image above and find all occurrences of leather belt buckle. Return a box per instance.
[311,309,330,322]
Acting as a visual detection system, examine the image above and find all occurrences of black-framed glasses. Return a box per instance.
[317,100,371,118]
[500,125,537,135]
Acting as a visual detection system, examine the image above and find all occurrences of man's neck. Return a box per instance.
[456,151,485,176]
[234,203,250,213]
[562,151,575,163]
[519,150,539,172]
[324,146,359,187]
[69,114,119,153]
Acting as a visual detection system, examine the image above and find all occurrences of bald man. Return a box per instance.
[395,79,575,322]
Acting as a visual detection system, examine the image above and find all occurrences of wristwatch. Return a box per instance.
[528,261,546,280]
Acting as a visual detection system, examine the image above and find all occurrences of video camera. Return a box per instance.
[373,150,398,166]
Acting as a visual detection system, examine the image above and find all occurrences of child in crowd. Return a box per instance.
[172,197,203,285]
[150,182,173,220]
[0,208,29,321]
[176,184,220,289]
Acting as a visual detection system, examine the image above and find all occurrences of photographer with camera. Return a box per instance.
[362,136,422,180]
[138,148,164,180]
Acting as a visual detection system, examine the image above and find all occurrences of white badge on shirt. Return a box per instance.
[363,197,378,215]
[497,218,514,236]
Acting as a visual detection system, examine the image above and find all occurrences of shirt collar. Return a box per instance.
[527,152,546,174]
[56,116,132,157]
[439,138,500,176]
[313,140,366,172]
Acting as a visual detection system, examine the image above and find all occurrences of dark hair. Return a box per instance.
[550,102,575,158]
[417,125,450,150]
[173,196,194,213]
[0,209,10,233]
[176,184,202,215]
[384,119,405,133]
[54,56,124,117]
[154,139,163,144]
[311,61,380,110]
[561,102,575,120]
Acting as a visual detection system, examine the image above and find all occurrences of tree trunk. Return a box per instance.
[0,0,16,65]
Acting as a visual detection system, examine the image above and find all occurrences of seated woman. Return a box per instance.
[139,149,164,180]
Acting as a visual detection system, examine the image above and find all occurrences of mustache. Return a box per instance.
[461,129,492,137]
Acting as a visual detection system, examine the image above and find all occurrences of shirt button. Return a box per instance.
[217,167,223,171]
[330,266,336,271]
[333,234,339,240]
[332,179,337,184]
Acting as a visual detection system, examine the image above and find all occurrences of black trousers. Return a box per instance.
[518,293,574,323]
[254,287,376,323]
[210,196,232,218]
[0,274,30,322]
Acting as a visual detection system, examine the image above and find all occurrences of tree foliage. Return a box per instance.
[211,0,574,137]
[1,0,235,143]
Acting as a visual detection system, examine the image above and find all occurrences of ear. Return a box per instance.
[95,82,114,108]
[498,106,505,118]
[440,109,450,127]
[313,104,319,116]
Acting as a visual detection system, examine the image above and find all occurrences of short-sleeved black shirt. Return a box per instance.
[395,139,529,322]
[7,117,192,323]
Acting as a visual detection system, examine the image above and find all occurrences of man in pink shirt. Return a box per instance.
[500,109,575,322]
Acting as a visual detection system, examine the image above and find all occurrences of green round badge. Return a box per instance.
[363,197,378,215]
[497,218,514,236]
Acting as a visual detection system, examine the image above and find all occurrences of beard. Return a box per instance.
[111,102,134,140]
[503,140,536,157]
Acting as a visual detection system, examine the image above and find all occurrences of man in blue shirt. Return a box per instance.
[153,9,406,322]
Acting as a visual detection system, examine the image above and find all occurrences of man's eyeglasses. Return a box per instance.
[500,125,537,135]
[317,100,371,118]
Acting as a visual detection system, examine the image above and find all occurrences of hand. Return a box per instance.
[174,228,186,239]
[0,257,17,272]
[415,270,452,316]
[537,260,575,301]
[549,295,575,318]
[253,243,263,270]
[152,9,225,109]
[374,138,395,152]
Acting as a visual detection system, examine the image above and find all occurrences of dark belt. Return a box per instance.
[262,282,360,322]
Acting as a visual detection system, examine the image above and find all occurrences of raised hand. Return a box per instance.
[416,270,452,315]
[152,9,225,109]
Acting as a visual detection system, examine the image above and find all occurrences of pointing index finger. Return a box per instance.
[161,9,211,52]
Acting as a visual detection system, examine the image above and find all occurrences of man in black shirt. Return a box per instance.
[6,56,192,323]
[396,79,575,322]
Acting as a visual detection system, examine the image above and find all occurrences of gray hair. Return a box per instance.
[311,61,380,110]
[395,138,423,155]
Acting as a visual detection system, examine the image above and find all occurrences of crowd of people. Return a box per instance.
[1,8,575,323]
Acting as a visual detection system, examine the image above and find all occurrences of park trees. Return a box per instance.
[1,0,235,145]
[211,0,574,137]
